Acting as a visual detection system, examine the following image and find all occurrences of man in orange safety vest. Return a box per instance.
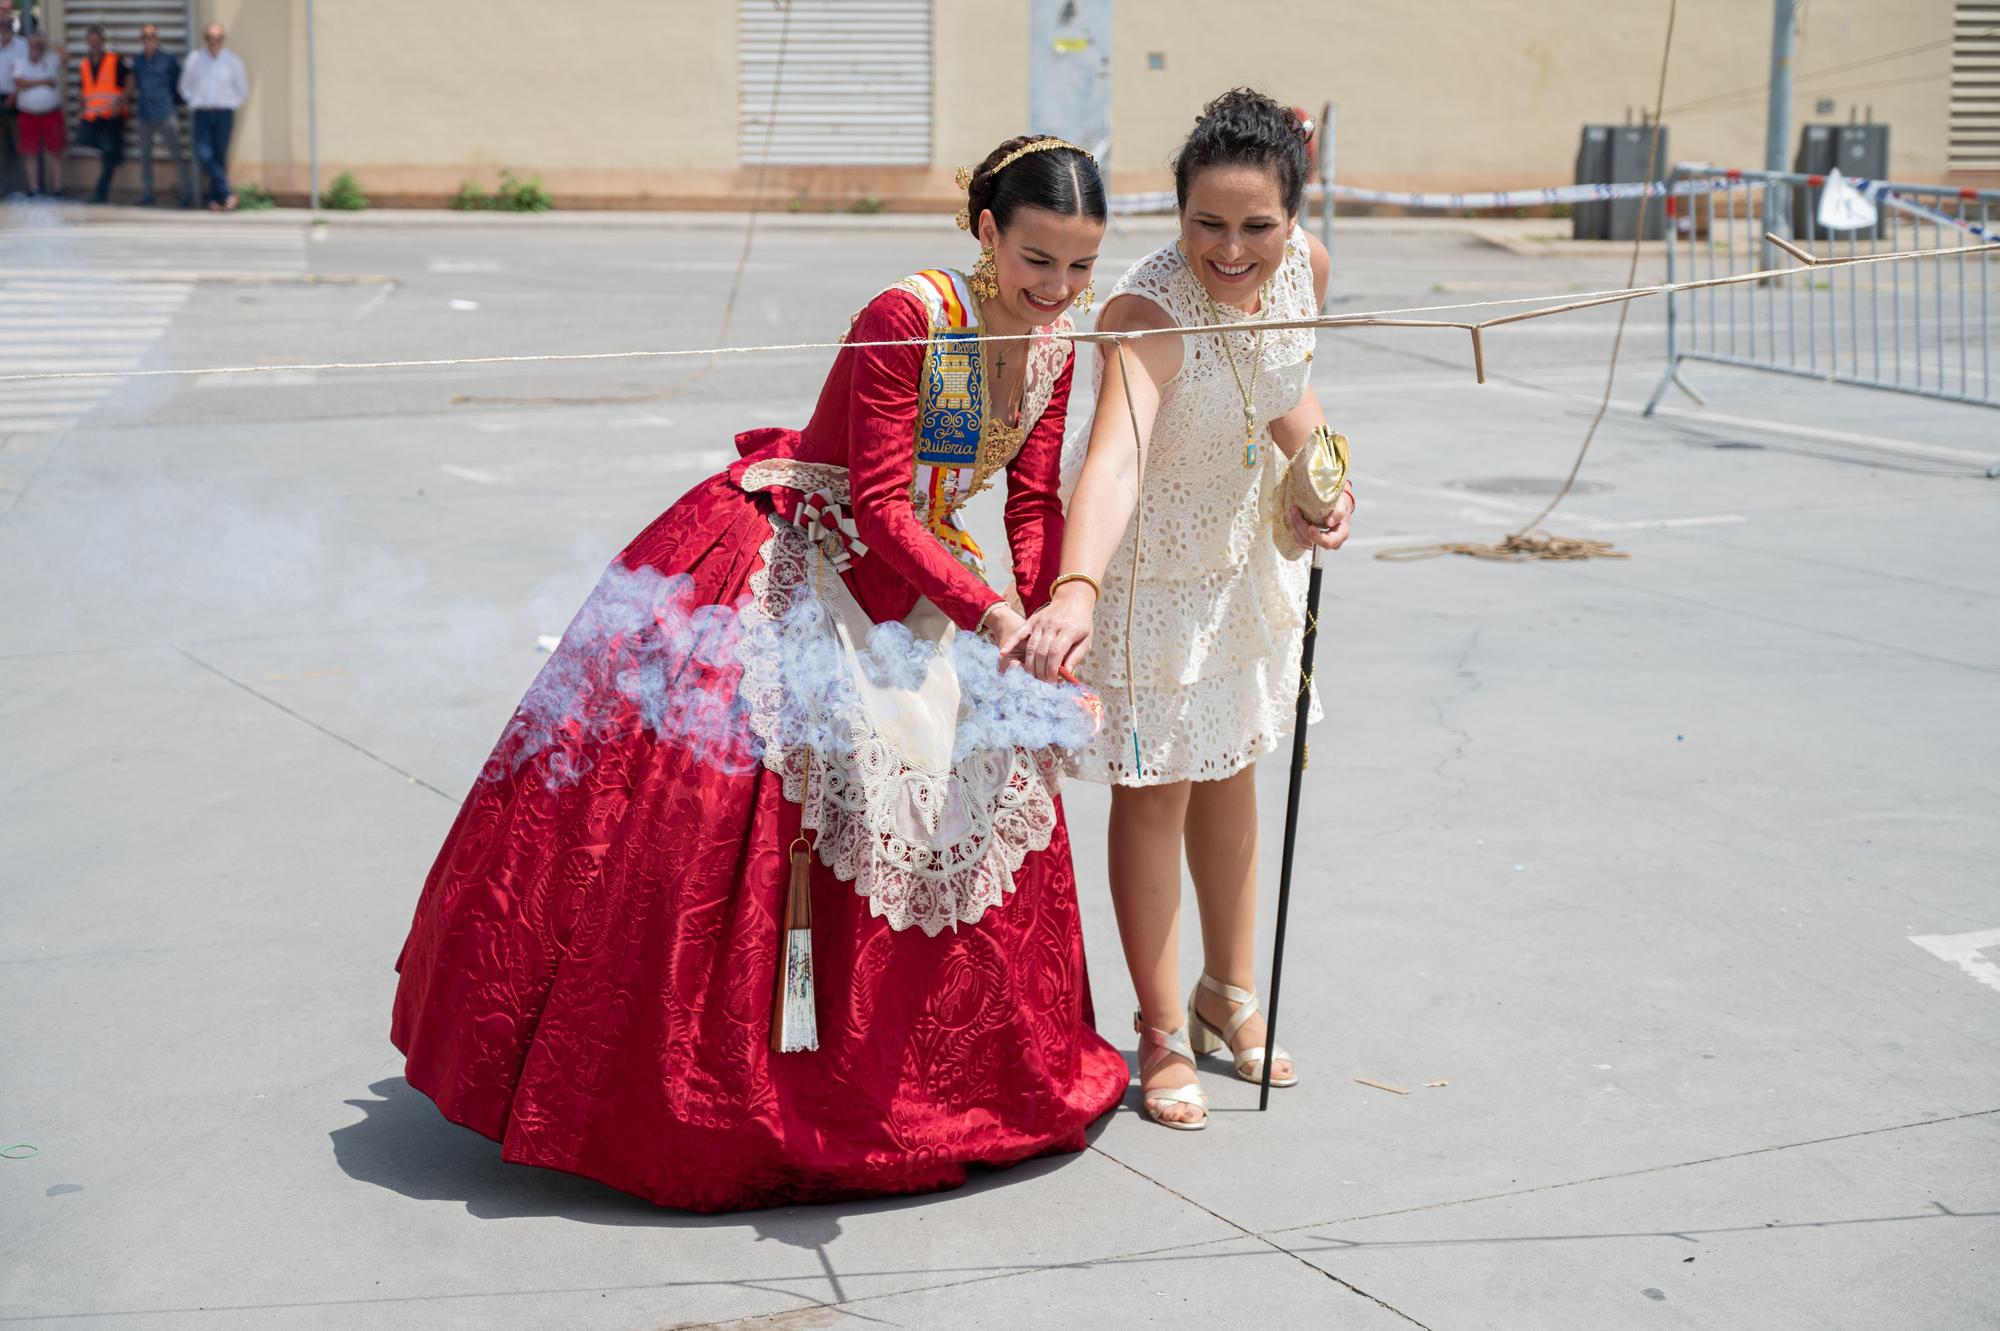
[78,23,129,203]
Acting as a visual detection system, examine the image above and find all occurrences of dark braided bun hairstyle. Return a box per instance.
[1172,88,1311,217]
[959,135,1106,234]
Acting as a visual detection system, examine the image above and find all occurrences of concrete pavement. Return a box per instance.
[2,209,1996,1329]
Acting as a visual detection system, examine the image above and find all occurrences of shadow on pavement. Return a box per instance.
[332,1076,1102,1256]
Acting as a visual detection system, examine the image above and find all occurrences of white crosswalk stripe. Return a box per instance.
[1,215,312,439]
[0,276,196,436]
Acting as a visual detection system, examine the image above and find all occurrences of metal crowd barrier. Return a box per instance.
[1647,165,2000,441]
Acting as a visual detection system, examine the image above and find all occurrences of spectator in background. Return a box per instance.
[178,22,245,212]
[78,24,130,204]
[130,24,191,207]
[11,31,62,198]
[0,19,23,197]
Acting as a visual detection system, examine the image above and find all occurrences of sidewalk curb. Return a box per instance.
[4,202,974,231]
[1471,231,1675,260]
[1,200,1660,244]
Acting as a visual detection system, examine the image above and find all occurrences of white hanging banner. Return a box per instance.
[1818,168,1879,232]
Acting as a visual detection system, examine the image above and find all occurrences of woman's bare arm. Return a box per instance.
[1002,292,1180,680]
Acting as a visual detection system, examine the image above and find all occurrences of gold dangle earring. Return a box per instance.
[970,246,1000,302]
[1072,282,1095,314]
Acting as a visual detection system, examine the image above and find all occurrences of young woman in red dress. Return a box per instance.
[391,137,1128,1213]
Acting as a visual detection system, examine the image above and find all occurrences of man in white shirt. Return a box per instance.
[178,22,247,211]
[11,32,64,198]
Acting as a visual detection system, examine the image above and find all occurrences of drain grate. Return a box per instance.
[1449,476,1613,496]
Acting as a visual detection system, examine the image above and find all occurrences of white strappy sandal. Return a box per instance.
[1188,974,1299,1088]
[1133,1012,1208,1131]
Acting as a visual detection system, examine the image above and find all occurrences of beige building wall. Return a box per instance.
[1108,0,1958,194]
[41,0,1976,206]
[200,0,742,204]
[1335,0,1955,188]
[213,0,1030,206]
[933,3,1030,191]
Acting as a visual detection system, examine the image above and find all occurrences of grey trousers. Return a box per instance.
[135,116,194,203]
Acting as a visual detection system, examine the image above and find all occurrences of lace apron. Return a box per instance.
[738,270,1082,937]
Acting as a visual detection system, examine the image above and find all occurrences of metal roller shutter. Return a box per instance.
[738,0,932,166]
[1953,3,2000,171]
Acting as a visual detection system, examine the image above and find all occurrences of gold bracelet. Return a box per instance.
[1050,572,1101,600]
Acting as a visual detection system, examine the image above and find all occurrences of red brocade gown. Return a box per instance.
[391,274,1129,1213]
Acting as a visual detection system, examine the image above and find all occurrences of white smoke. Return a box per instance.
[496,562,1100,790]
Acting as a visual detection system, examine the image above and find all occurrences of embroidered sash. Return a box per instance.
[900,269,989,573]
[759,272,1072,580]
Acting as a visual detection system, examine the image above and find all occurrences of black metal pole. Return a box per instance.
[1261,553,1324,1110]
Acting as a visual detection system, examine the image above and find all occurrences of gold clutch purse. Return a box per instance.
[1274,424,1351,559]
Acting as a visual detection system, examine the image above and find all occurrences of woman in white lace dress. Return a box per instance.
[1005,90,1355,1129]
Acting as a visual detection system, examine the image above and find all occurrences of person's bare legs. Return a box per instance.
[1108,780,1202,1124]
[1186,765,1293,1081]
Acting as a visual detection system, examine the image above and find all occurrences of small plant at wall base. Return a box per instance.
[235,183,276,211]
[451,170,553,212]
[322,171,369,211]
[494,170,552,212]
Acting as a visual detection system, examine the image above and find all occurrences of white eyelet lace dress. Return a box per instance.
[1068,227,1324,786]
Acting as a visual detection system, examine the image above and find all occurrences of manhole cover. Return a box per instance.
[1449,476,1613,497]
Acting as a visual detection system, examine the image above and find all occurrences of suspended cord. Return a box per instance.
[1110,339,1148,776]
[1375,0,1677,564]
[1660,24,1992,117]
[16,234,1989,389]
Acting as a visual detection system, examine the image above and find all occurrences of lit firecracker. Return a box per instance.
[1059,667,1104,735]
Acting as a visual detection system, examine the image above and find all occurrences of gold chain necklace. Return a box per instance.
[947,288,1025,509]
[1200,283,1268,471]
[962,325,1025,507]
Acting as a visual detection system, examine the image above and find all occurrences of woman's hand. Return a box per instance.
[999,584,1096,682]
[981,603,1029,669]
[1287,485,1356,553]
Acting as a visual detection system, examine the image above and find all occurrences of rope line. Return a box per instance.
[1375,533,1630,563]
[1374,0,1677,563]
[1518,0,1677,540]
[1110,339,1148,777]
[3,236,1988,389]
